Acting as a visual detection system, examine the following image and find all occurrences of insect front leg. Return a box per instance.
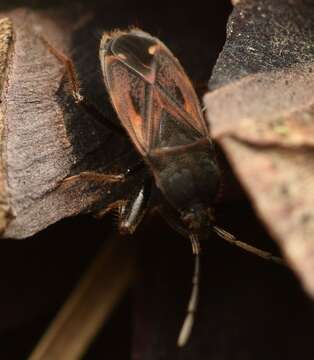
[40,36,124,135]
[118,179,152,235]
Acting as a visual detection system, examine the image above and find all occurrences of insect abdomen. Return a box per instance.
[149,142,220,212]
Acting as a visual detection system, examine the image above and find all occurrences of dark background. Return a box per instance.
[1,1,314,359]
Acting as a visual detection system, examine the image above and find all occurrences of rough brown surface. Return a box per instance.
[1,2,314,360]
[204,0,314,296]
[0,8,139,239]
[0,17,13,234]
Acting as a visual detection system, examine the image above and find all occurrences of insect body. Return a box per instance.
[99,29,221,239]
[42,28,282,348]
[99,29,221,346]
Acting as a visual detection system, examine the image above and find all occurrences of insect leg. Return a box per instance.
[79,161,147,220]
[40,36,124,134]
[213,226,285,265]
[177,234,200,347]
[61,156,145,187]
[118,178,152,235]
[61,171,125,187]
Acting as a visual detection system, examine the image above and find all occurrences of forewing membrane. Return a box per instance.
[101,30,208,156]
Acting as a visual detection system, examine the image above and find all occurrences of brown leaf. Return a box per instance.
[0,17,13,234]
[0,7,138,238]
[204,0,314,296]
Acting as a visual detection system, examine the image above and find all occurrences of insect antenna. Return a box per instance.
[213,226,285,265]
[177,234,201,347]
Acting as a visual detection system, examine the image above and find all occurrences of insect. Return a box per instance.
[42,28,283,347]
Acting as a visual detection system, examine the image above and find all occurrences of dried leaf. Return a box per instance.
[0,8,138,238]
[204,0,314,295]
[0,17,13,234]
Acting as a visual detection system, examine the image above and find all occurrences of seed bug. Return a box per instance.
[42,28,283,347]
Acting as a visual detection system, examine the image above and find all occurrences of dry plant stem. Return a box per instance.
[213,226,285,265]
[28,233,136,360]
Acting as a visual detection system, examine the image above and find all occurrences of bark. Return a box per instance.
[204,0,314,297]
[0,7,138,239]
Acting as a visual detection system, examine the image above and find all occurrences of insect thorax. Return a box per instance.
[149,141,221,224]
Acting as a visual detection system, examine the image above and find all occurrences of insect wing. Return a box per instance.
[152,40,209,137]
[100,30,208,155]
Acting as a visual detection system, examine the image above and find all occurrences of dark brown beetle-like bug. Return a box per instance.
[100,29,221,236]
[99,29,221,345]
[43,28,282,347]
